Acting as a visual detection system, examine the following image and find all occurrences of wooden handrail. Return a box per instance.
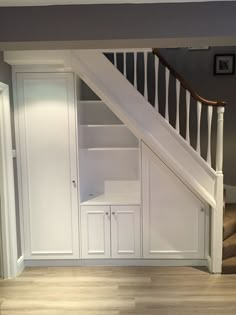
[152,49,226,107]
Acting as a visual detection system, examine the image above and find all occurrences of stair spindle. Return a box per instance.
[154,56,159,111]
[186,90,190,143]
[196,101,202,154]
[114,53,117,68]
[134,52,137,89]
[176,79,180,133]
[206,106,213,166]
[124,52,127,77]
[165,68,170,122]
[144,51,148,101]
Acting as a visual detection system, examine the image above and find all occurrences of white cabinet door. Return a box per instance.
[111,206,141,258]
[16,73,79,259]
[81,206,111,259]
[142,143,205,259]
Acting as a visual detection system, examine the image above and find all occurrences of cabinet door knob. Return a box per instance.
[72,180,77,187]
[105,212,109,215]
[112,212,115,215]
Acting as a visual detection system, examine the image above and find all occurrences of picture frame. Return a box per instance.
[214,54,235,75]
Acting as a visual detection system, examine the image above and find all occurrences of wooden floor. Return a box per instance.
[1,266,236,314]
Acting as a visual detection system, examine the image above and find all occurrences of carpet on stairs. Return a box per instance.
[222,203,236,274]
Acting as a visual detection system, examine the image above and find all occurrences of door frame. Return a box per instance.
[0,82,18,278]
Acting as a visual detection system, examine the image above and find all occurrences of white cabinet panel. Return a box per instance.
[81,206,110,258]
[16,73,79,259]
[142,142,205,259]
[111,206,140,258]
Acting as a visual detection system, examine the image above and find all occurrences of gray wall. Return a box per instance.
[1,2,236,50]
[0,52,11,84]
[0,52,21,258]
[159,47,236,186]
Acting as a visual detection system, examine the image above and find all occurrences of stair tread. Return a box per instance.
[223,256,236,266]
[223,233,236,260]
[223,232,236,247]
[222,256,236,274]
[223,215,236,240]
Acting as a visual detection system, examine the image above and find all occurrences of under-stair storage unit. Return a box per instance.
[142,142,206,259]
[15,72,79,260]
[81,205,141,259]
[10,53,213,270]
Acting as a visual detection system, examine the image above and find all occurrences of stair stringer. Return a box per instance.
[72,50,217,208]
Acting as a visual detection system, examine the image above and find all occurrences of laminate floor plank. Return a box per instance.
[1,267,236,314]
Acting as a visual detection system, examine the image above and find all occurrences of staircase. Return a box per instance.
[223,204,236,273]
[70,48,226,273]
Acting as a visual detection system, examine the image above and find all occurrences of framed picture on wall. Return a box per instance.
[214,54,235,75]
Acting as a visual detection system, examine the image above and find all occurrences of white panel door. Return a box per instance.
[81,206,111,259]
[16,73,79,259]
[142,142,205,259]
[111,205,141,258]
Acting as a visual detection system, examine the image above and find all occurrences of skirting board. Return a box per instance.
[25,259,208,268]
[17,256,25,276]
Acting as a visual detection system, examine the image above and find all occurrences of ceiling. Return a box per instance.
[0,0,233,6]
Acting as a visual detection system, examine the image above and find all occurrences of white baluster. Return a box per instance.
[186,90,190,143]
[114,52,117,68]
[165,68,170,122]
[154,56,159,111]
[216,106,225,173]
[144,51,148,100]
[176,79,180,133]
[124,52,127,77]
[207,106,213,166]
[196,101,202,154]
[134,52,137,89]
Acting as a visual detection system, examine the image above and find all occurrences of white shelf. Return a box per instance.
[84,147,139,151]
[80,193,140,206]
[80,124,124,127]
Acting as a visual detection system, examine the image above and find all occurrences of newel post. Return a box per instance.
[211,106,225,273]
[216,106,225,173]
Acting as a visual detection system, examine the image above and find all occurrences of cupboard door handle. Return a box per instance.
[105,212,109,215]
[112,212,115,215]
[72,180,77,187]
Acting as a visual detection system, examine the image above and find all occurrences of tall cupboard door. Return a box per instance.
[111,206,141,258]
[16,73,79,259]
[81,206,111,259]
[142,143,205,259]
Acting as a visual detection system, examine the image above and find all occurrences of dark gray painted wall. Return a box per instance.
[0,52,11,83]
[1,2,236,50]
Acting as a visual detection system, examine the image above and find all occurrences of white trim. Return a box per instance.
[17,255,25,275]
[24,259,208,267]
[12,70,25,264]
[207,255,212,273]
[0,0,233,6]
[0,82,18,279]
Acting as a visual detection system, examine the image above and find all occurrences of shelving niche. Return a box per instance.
[77,78,141,205]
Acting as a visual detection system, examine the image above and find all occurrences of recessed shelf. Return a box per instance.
[77,80,140,203]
